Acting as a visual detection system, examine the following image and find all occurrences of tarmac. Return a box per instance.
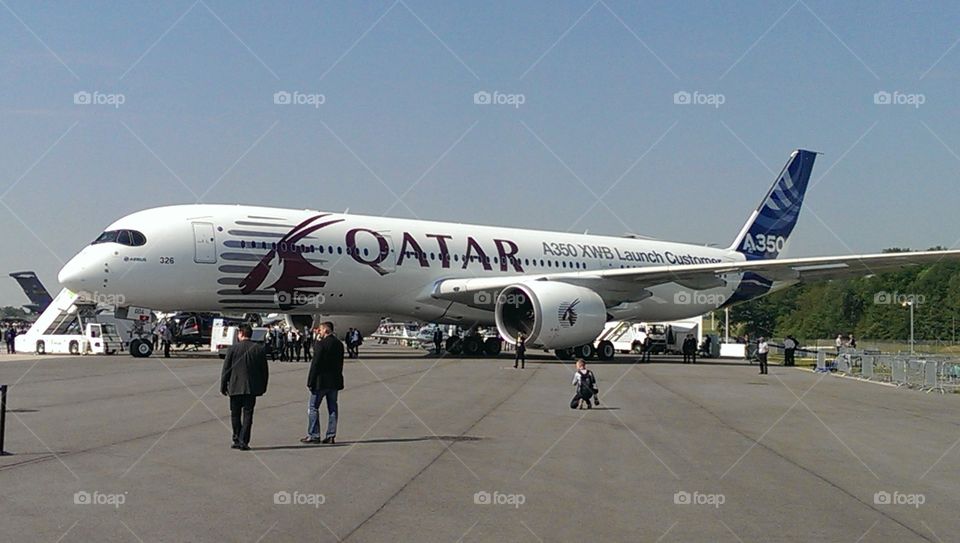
[0,345,958,542]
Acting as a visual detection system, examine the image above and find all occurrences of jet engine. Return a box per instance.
[494,282,606,349]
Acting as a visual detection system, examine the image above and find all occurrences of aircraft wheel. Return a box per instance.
[554,348,573,360]
[597,340,615,361]
[446,337,462,355]
[573,344,595,360]
[130,339,153,358]
[462,336,483,357]
[69,341,80,355]
[36,341,45,355]
[483,337,502,356]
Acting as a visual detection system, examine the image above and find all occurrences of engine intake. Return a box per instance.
[495,282,606,349]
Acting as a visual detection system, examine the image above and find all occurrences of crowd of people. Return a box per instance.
[262,325,315,362]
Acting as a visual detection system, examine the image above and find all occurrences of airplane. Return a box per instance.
[56,149,960,359]
[9,271,53,314]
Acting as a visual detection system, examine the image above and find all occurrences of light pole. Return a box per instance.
[902,300,915,354]
[724,308,730,343]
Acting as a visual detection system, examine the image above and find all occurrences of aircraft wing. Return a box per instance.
[430,250,960,308]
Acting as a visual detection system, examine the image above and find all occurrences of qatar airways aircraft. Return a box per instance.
[57,150,959,359]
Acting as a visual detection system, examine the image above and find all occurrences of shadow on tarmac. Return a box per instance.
[251,435,483,451]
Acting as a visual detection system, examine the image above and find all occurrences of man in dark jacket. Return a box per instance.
[681,334,698,364]
[302,321,344,444]
[514,332,526,369]
[220,325,269,450]
[640,334,652,363]
[432,327,443,355]
[302,326,312,360]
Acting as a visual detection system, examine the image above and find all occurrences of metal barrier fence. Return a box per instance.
[813,350,960,393]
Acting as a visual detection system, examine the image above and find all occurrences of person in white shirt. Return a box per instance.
[757,337,769,375]
[783,336,796,367]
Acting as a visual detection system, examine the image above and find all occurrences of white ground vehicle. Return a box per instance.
[15,289,124,355]
[33,322,123,355]
[211,319,269,358]
[590,318,703,358]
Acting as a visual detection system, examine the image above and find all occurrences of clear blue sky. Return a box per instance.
[1,0,958,306]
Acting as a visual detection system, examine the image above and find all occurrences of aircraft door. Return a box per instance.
[379,232,396,273]
[193,222,217,264]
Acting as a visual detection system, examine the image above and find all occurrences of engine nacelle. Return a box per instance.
[495,282,606,349]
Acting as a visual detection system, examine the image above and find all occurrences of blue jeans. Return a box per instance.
[307,389,338,439]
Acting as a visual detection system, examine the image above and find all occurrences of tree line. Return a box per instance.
[720,248,960,342]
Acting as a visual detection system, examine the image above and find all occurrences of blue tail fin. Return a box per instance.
[729,149,818,260]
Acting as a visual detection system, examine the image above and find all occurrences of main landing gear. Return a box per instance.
[555,340,615,361]
[445,335,502,357]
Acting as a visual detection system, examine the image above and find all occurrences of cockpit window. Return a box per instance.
[92,230,147,247]
[93,231,118,244]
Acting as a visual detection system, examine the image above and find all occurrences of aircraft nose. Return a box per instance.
[58,253,90,291]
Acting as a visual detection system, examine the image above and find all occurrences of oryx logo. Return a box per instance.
[558,299,580,327]
[239,214,344,310]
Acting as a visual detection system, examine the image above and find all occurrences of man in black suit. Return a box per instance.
[301,321,344,444]
[302,327,312,360]
[220,325,269,450]
[432,327,443,355]
[514,332,526,369]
